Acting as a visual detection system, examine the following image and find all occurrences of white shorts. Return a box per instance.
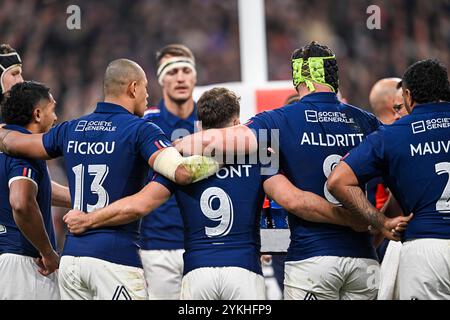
[139,249,184,300]
[58,256,147,300]
[180,267,266,300]
[377,241,402,300]
[397,238,450,300]
[284,256,379,300]
[0,253,59,300]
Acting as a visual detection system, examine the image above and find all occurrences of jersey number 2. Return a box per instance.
[72,164,110,212]
[436,162,450,213]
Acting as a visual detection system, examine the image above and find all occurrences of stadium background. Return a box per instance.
[1,0,449,298]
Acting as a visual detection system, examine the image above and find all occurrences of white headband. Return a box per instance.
[157,57,196,85]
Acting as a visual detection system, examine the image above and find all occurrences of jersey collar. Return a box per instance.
[94,102,133,115]
[411,102,450,115]
[299,92,339,104]
[3,124,31,134]
[159,99,197,127]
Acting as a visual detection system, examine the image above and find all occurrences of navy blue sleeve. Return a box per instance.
[42,122,69,158]
[343,128,387,185]
[245,110,281,145]
[7,158,43,188]
[151,173,176,194]
[137,121,172,162]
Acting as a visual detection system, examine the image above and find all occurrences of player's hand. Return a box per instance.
[261,255,272,264]
[64,209,89,234]
[36,249,59,276]
[382,213,413,241]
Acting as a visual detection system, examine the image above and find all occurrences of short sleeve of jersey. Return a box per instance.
[42,122,69,158]
[245,110,280,145]
[137,121,172,162]
[7,158,42,189]
[343,128,386,185]
[151,173,176,194]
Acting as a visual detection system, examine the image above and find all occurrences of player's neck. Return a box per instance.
[297,84,334,100]
[164,97,195,120]
[104,96,134,114]
[24,122,42,134]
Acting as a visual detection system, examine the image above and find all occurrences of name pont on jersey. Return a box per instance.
[75,120,117,132]
[410,140,450,157]
[67,140,116,155]
[301,132,364,147]
[215,165,253,179]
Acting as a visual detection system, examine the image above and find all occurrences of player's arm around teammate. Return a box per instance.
[64,181,171,234]
[327,159,412,240]
[263,174,368,231]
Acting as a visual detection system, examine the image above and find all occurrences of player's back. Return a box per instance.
[0,125,55,257]
[43,102,168,267]
[251,92,381,262]
[378,102,450,240]
[156,161,267,276]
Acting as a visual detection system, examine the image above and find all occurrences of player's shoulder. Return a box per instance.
[143,106,161,120]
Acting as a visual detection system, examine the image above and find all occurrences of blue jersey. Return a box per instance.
[140,100,197,250]
[344,102,450,241]
[42,102,171,267]
[0,125,55,258]
[154,160,274,276]
[247,92,381,262]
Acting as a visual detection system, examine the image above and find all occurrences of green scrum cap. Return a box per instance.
[292,56,336,93]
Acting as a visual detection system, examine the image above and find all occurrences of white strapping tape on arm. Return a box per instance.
[153,147,184,182]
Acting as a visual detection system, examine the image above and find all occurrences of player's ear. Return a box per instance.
[404,88,414,111]
[128,81,137,98]
[33,107,42,123]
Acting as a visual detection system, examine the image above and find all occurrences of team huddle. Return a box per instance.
[0,41,449,300]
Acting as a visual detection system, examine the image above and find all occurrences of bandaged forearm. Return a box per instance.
[153,147,220,183]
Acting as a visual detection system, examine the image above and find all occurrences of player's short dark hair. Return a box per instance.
[197,87,240,130]
[291,41,339,92]
[156,44,195,67]
[1,81,50,126]
[0,44,16,54]
[400,59,450,104]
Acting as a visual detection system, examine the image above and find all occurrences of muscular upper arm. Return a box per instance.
[263,174,301,212]
[2,131,50,160]
[327,161,360,193]
[133,181,172,215]
[175,125,258,156]
[9,178,39,212]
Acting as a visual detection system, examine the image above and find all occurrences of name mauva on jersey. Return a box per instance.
[410,140,450,157]
[67,141,115,155]
[300,132,365,147]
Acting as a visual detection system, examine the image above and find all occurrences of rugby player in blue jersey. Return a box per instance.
[140,44,198,300]
[0,44,71,206]
[328,59,450,300]
[0,59,219,300]
[174,42,410,300]
[64,87,368,300]
[0,81,60,299]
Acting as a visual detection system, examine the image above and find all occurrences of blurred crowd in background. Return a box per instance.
[1,0,449,249]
